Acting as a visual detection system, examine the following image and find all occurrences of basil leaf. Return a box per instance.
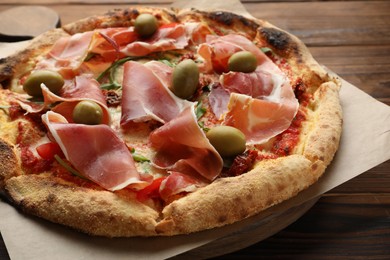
[195,101,207,120]
[130,148,150,162]
[54,155,89,180]
[97,56,140,89]
[260,47,274,54]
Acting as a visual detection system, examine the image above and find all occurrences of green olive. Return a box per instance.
[23,70,64,97]
[72,100,103,125]
[206,126,246,157]
[170,59,199,99]
[134,14,158,38]
[228,51,258,73]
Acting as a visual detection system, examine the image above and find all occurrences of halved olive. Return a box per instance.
[228,51,258,73]
[23,70,64,97]
[170,59,199,99]
[72,100,103,125]
[206,126,246,157]
[134,13,158,38]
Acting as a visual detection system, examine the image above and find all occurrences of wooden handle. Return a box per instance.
[0,6,60,42]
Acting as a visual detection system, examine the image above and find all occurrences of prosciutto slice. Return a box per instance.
[17,75,110,124]
[120,61,192,125]
[159,172,205,201]
[150,104,223,181]
[198,34,268,73]
[35,31,95,78]
[42,111,144,191]
[220,62,299,144]
[201,34,299,144]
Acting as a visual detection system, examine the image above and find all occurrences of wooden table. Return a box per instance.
[0,0,389,259]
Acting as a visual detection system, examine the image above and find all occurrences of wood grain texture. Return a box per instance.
[0,0,389,259]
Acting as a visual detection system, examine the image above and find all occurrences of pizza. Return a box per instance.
[0,7,342,237]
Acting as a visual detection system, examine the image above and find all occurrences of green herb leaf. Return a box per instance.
[84,52,96,62]
[195,101,207,120]
[97,56,140,89]
[260,47,274,54]
[159,59,175,67]
[132,153,150,163]
[198,121,210,132]
[54,155,89,180]
[100,82,122,90]
[130,148,150,162]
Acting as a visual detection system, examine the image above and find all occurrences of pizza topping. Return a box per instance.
[150,104,223,181]
[134,14,158,38]
[136,177,165,202]
[72,100,104,125]
[200,36,300,145]
[221,149,258,177]
[223,92,298,145]
[206,125,246,158]
[116,23,195,57]
[36,142,64,161]
[208,83,230,119]
[35,31,94,77]
[227,51,258,73]
[121,60,192,125]
[159,172,204,202]
[23,70,64,97]
[198,34,267,73]
[170,59,199,99]
[42,111,145,191]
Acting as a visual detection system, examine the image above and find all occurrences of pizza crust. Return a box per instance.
[0,8,342,237]
[0,28,69,88]
[156,155,317,235]
[5,173,161,237]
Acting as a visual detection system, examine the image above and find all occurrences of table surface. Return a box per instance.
[0,0,389,259]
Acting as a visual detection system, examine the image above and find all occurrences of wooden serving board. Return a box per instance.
[0,6,60,42]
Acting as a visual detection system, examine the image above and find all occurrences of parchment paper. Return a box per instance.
[1,1,390,259]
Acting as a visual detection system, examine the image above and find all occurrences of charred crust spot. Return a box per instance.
[218,215,227,223]
[240,209,249,218]
[246,193,253,201]
[233,196,242,204]
[259,27,299,57]
[311,163,318,171]
[208,11,235,26]
[46,193,57,203]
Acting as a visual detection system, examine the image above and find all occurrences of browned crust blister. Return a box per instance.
[0,7,342,237]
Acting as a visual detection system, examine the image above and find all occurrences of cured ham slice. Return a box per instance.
[201,34,299,144]
[35,32,94,78]
[89,23,206,58]
[17,75,110,124]
[150,104,223,181]
[221,62,299,144]
[198,34,268,73]
[159,172,205,201]
[35,22,205,77]
[224,92,298,145]
[42,111,144,191]
[120,61,192,125]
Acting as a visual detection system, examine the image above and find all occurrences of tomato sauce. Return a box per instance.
[272,109,306,156]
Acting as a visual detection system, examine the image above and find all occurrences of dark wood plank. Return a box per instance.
[1,1,388,47]
[247,1,390,46]
[309,45,390,105]
[214,194,390,259]
[329,161,390,194]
